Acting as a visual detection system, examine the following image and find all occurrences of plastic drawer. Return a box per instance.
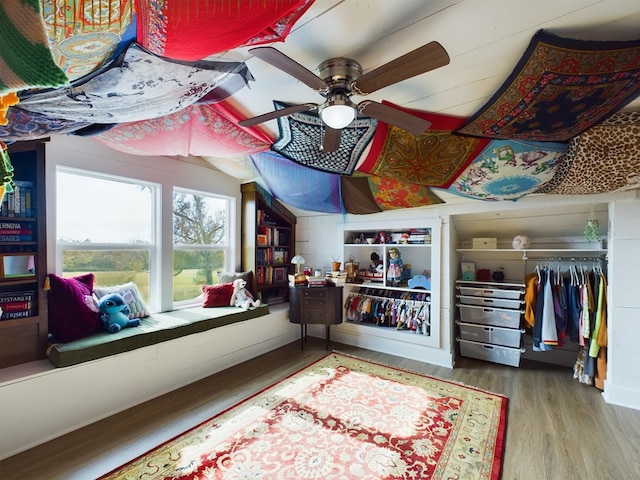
[457,303,522,328]
[456,321,523,348]
[457,286,522,300]
[457,338,524,367]
[457,295,523,310]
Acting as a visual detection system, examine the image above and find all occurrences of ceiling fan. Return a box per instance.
[238,42,450,152]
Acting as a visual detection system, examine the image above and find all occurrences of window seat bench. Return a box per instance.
[46,305,270,368]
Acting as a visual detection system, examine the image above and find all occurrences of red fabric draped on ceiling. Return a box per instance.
[136,0,314,60]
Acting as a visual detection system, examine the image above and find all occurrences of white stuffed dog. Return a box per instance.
[230,278,261,309]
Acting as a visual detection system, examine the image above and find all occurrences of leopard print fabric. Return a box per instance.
[538,111,640,194]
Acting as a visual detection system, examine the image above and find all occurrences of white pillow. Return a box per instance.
[93,282,150,319]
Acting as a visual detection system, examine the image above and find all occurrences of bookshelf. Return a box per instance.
[241,182,296,304]
[0,141,48,368]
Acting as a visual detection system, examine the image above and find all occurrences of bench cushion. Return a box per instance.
[47,305,270,368]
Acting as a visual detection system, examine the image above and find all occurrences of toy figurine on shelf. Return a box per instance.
[374,231,391,244]
[387,248,403,286]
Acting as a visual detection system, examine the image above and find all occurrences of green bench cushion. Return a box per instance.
[47,305,270,368]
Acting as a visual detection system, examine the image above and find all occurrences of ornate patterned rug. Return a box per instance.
[357,101,490,188]
[100,352,508,480]
[93,100,272,158]
[448,139,568,201]
[456,30,640,142]
[272,101,378,175]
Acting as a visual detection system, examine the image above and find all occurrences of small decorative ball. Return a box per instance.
[512,235,530,250]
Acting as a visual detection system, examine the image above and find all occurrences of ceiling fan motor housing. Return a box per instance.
[316,58,363,97]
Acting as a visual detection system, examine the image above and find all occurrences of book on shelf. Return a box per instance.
[308,278,328,287]
[0,290,36,320]
[1,181,34,217]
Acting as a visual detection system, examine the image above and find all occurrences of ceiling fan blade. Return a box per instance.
[352,41,450,95]
[359,101,432,135]
[238,103,318,127]
[249,47,330,92]
[321,127,342,153]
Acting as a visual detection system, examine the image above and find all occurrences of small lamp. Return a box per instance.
[291,255,306,275]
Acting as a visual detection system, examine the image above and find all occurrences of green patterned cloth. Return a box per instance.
[0,0,68,94]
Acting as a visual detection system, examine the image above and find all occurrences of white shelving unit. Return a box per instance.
[334,220,442,356]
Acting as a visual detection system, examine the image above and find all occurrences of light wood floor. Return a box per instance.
[1,338,639,480]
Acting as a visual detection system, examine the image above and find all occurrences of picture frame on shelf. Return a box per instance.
[461,262,476,281]
[257,234,268,246]
[274,267,286,283]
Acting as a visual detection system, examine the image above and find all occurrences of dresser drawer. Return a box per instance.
[457,338,523,367]
[301,308,329,324]
[457,285,523,300]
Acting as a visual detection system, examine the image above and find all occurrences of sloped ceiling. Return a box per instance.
[201,0,640,182]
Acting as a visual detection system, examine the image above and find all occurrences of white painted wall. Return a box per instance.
[0,136,638,461]
[0,306,298,460]
[294,190,640,410]
[603,198,640,409]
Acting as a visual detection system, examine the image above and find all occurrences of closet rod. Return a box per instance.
[530,256,606,262]
[347,292,431,303]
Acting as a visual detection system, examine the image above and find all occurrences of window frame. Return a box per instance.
[172,187,233,307]
[47,138,240,313]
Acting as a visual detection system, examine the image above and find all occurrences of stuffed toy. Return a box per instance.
[230,278,260,309]
[87,292,141,333]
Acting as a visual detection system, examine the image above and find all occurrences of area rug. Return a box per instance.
[357,101,490,188]
[456,29,640,142]
[100,352,508,480]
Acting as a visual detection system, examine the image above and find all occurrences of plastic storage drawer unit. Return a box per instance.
[457,338,524,367]
[457,294,524,310]
[457,321,523,348]
[457,286,523,300]
[457,303,522,329]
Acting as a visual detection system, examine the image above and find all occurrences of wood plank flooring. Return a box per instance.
[1,338,639,480]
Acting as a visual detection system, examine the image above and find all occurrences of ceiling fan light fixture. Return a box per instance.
[319,94,355,129]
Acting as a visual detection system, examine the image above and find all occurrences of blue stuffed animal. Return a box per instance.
[96,292,140,333]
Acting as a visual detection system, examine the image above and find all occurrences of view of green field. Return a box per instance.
[66,269,219,303]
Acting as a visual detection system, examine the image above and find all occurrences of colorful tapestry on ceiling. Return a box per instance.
[17,43,252,124]
[0,107,90,144]
[340,175,382,214]
[456,30,640,142]
[41,0,136,81]
[0,0,69,95]
[366,174,444,210]
[136,0,314,61]
[448,139,568,201]
[251,151,343,214]
[272,101,377,175]
[357,102,490,188]
[93,100,271,157]
[537,111,640,195]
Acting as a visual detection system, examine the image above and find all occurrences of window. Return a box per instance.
[55,164,235,312]
[56,169,157,306]
[173,189,230,304]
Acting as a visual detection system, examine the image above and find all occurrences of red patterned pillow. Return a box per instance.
[48,273,101,343]
[202,283,234,308]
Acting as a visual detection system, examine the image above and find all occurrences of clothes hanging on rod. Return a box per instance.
[344,287,431,335]
[523,258,608,389]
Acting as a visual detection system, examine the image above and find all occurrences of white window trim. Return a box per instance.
[46,135,241,313]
